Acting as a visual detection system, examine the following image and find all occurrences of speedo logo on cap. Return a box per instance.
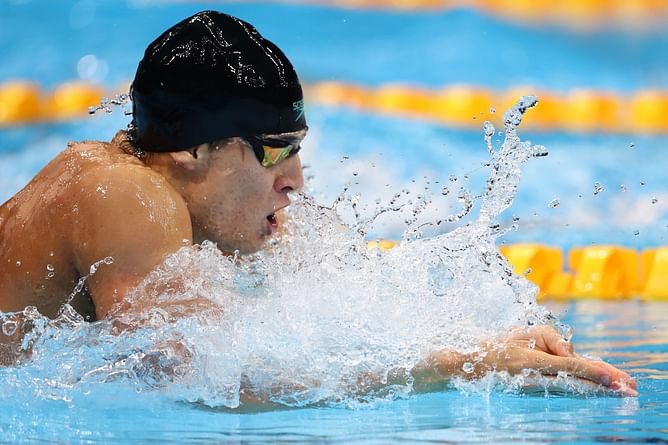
[292,100,304,121]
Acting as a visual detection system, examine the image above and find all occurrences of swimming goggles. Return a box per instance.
[246,128,307,168]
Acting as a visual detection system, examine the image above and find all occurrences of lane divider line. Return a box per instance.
[369,241,668,301]
[274,0,668,30]
[2,80,667,134]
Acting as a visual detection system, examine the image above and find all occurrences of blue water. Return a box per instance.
[2,1,668,443]
[2,0,668,91]
[1,301,666,444]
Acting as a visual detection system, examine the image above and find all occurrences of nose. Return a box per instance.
[273,154,304,193]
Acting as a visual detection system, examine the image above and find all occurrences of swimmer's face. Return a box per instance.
[184,138,304,254]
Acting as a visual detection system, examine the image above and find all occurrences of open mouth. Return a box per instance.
[267,213,278,231]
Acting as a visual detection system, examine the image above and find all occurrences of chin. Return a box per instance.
[217,236,265,255]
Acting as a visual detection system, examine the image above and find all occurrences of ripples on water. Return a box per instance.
[1,97,605,408]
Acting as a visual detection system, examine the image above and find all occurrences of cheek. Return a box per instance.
[195,162,277,231]
[201,182,262,229]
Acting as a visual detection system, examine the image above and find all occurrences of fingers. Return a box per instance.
[537,328,574,357]
[587,358,638,391]
[538,353,637,396]
[537,354,609,385]
[510,325,575,357]
[530,328,636,393]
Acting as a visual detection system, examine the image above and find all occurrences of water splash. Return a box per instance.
[88,93,131,116]
[1,97,566,408]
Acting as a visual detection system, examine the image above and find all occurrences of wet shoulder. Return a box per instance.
[71,142,191,235]
[64,137,170,198]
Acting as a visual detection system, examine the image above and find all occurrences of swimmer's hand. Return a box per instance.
[505,325,575,357]
[502,325,637,395]
[413,326,637,397]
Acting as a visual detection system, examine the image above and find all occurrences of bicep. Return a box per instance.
[71,174,192,319]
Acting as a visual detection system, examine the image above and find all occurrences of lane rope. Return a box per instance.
[277,0,668,30]
[2,80,667,134]
[369,241,668,300]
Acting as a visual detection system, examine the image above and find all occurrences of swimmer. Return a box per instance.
[0,11,636,396]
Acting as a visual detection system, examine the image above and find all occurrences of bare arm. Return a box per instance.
[72,168,200,319]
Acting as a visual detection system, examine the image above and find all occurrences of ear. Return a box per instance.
[168,143,212,171]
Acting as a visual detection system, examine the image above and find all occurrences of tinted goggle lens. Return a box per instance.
[248,135,302,167]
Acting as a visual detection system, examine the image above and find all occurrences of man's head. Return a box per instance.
[130,10,307,151]
[129,10,307,253]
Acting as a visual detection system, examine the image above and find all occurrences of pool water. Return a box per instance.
[2,0,668,443]
[1,301,666,443]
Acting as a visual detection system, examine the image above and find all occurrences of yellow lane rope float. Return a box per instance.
[279,0,668,30]
[2,80,668,134]
[308,82,668,134]
[0,81,107,125]
[369,241,668,301]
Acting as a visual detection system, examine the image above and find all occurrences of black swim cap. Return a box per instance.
[130,10,306,152]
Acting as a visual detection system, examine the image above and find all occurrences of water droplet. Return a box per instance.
[483,121,495,137]
[548,198,560,208]
[15,261,21,267]
[640,180,646,187]
[462,362,475,374]
[528,339,536,349]
[46,264,55,272]
[629,142,635,148]
[352,172,359,177]
[559,324,573,342]
[441,187,450,196]
[620,184,626,192]
[531,145,548,157]
[489,106,496,114]
[103,257,114,265]
[449,175,457,182]
[633,229,640,236]
[2,320,17,336]
[49,251,54,257]
[593,182,604,195]
[47,272,55,279]
[652,197,658,204]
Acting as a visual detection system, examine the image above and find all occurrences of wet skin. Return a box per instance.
[0,131,304,321]
[0,132,637,395]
